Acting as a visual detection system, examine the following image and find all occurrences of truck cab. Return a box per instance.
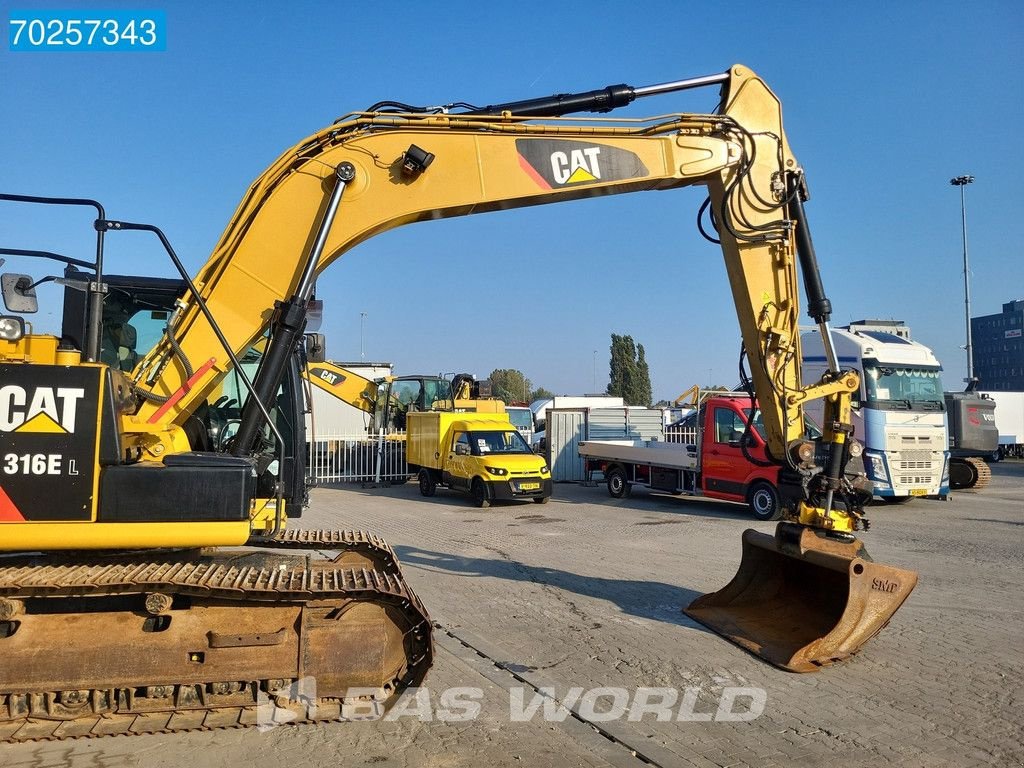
[686,396,776,509]
[802,327,950,501]
[407,412,552,507]
[580,393,798,520]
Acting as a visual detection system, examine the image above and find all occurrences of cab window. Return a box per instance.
[714,408,746,444]
[453,432,470,453]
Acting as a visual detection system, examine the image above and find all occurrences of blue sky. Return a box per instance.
[2,1,1021,400]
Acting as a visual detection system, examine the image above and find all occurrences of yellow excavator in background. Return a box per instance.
[0,64,917,740]
[302,355,504,482]
[303,356,503,434]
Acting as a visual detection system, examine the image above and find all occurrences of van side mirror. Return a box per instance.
[1,274,38,313]
[454,443,469,456]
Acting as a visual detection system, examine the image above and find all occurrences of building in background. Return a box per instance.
[972,300,1024,391]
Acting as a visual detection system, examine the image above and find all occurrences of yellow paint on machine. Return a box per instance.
[0,521,251,550]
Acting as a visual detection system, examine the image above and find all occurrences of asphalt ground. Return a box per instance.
[5,461,1023,768]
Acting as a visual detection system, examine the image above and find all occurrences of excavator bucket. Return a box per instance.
[685,523,917,672]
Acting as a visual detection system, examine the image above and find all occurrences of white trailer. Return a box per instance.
[981,391,1024,458]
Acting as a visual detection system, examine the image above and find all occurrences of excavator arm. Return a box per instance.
[303,359,377,415]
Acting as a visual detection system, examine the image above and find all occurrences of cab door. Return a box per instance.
[445,431,472,490]
[700,404,756,502]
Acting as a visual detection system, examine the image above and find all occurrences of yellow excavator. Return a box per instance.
[303,357,502,433]
[302,356,503,481]
[0,64,917,740]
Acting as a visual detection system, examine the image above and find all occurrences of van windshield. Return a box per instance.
[471,430,532,455]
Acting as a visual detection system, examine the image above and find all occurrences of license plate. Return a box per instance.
[519,482,540,491]
[909,488,928,497]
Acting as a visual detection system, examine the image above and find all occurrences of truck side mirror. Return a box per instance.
[1,274,39,313]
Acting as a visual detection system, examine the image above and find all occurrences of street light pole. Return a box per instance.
[950,175,975,383]
[360,311,367,360]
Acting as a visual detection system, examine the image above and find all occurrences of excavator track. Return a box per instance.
[247,528,402,571]
[0,547,432,743]
[949,456,992,490]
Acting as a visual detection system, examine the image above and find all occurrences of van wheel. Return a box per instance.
[533,496,550,504]
[747,481,782,521]
[606,466,630,498]
[418,469,436,497]
[471,478,491,508]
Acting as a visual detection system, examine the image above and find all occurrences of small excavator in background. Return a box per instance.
[1,64,919,740]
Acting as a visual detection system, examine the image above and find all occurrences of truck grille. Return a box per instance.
[893,449,942,489]
[885,429,945,491]
[898,460,933,470]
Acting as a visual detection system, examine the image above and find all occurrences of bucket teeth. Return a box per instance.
[685,523,918,672]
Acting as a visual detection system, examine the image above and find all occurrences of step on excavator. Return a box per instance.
[0,64,917,741]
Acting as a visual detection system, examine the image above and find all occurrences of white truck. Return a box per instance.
[802,326,949,502]
[504,406,535,443]
[981,391,1024,459]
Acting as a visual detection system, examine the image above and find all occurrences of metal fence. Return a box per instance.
[307,432,410,484]
[664,423,700,445]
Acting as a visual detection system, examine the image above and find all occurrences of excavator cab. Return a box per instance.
[60,268,310,515]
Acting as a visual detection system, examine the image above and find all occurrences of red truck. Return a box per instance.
[578,393,813,520]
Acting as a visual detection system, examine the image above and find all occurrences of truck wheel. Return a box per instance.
[747,481,782,521]
[417,469,436,497]
[606,466,630,498]
[471,478,491,508]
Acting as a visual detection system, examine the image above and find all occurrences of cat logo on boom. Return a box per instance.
[309,367,344,387]
[0,385,85,434]
[516,139,649,190]
[551,146,603,185]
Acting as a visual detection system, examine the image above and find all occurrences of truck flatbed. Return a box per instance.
[578,439,699,471]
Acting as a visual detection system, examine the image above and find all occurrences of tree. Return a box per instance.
[488,368,532,405]
[529,386,554,402]
[606,334,653,406]
[636,343,653,406]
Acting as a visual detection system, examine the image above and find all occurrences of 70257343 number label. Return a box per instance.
[9,10,166,51]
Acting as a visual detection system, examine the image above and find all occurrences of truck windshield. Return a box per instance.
[471,430,532,455]
[864,366,945,411]
[505,408,534,430]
